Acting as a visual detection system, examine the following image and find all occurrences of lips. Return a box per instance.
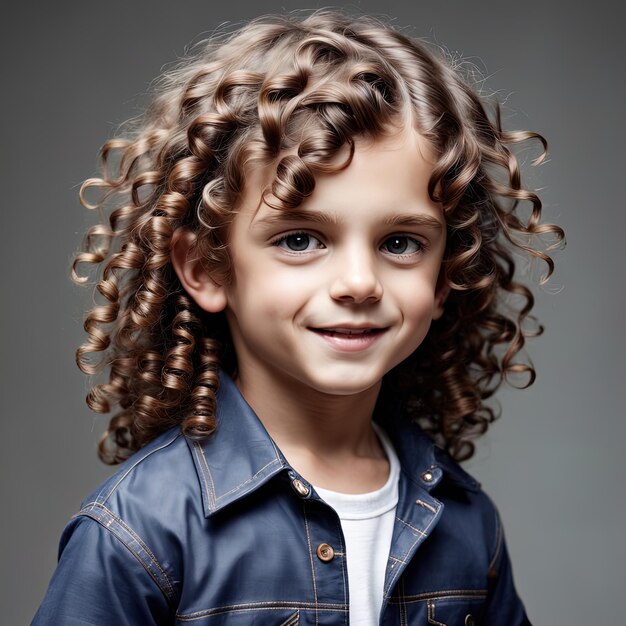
[308,326,388,352]
[315,328,383,335]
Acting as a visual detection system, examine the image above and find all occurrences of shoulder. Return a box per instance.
[79,426,199,519]
[61,427,203,602]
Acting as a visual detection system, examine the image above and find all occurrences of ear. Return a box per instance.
[170,228,228,313]
[432,273,450,321]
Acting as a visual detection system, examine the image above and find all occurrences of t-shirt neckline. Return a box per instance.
[312,422,400,520]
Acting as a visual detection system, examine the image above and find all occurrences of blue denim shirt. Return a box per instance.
[33,373,532,625]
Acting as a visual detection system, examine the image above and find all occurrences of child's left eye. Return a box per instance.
[381,236,424,255]
[273,232,324,253]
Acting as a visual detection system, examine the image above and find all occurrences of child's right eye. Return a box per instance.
[273,232,324,253]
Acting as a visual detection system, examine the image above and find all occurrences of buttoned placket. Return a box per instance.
[287,463,445,625]
[379,465,444,622]
[287,468,351,624]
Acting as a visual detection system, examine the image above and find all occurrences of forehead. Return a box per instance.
[238,127,441,225]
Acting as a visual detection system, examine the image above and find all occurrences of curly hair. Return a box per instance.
[72,9,564,464]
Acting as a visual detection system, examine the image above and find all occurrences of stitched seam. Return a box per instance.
[75,507,176,604]
[81,504,175,598]
[193,444,282,509]
[388,589,488,604]
[94,431,181,506]
[331,510,348,626]
[302,504,319,626]
[193,441,216,510]
[213,458,281,501]
[386,509,440,594]
[397,510,439,563]
[177,602,347,619]
[427,600,446,626]
[395,516,426,537]
[399,576,408,626]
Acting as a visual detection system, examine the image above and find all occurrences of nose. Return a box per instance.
[329,245,383,304]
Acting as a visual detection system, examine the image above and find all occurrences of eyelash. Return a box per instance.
[380,235,426,256]
[272,232,325,253]
[271,231,427,257]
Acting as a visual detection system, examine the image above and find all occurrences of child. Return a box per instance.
[33,9,563,625]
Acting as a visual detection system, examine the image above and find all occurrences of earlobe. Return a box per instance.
[170,228,228,313]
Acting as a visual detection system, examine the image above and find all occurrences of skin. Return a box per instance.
[171,127,448,493]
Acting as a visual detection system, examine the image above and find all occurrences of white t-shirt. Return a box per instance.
[313,424,400,625]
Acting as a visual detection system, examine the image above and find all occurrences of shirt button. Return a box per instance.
[465,615,475,626]
[316,543,335,562]
[421,470,434,483]
[291,478,310,497]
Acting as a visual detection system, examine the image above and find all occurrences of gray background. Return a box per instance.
[2,1,624,624]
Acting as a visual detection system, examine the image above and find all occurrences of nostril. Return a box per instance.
[329,274,383,304]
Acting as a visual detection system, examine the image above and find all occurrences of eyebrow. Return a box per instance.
[382,214,444,229]
[253,209,337,227]
[253,209,444,229]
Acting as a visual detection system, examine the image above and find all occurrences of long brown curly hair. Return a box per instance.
[72,9,564,464]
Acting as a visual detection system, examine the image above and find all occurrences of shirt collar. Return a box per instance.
[186,371,479,518]
[374,406,480,494]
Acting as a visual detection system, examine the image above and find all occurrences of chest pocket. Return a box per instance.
[426,594,486,626]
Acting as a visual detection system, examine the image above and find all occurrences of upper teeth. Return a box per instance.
[329,328,372,334]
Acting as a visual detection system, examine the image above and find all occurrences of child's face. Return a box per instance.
[192,129,447,399]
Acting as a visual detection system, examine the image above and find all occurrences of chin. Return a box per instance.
[303,370,385,397]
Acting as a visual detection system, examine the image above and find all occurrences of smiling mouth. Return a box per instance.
[308,326,388,351]
[310,327,386,335]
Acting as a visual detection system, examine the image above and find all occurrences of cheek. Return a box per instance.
[391,273,439,314]
[233,264,309,318]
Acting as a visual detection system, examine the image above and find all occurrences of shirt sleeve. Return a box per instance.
[482,509,533,626]
[31,516,173,625]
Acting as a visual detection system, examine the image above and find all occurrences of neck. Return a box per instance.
[235,367,381,453]
[233,366,389,492]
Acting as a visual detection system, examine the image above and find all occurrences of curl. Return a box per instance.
[72,9,564,464]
